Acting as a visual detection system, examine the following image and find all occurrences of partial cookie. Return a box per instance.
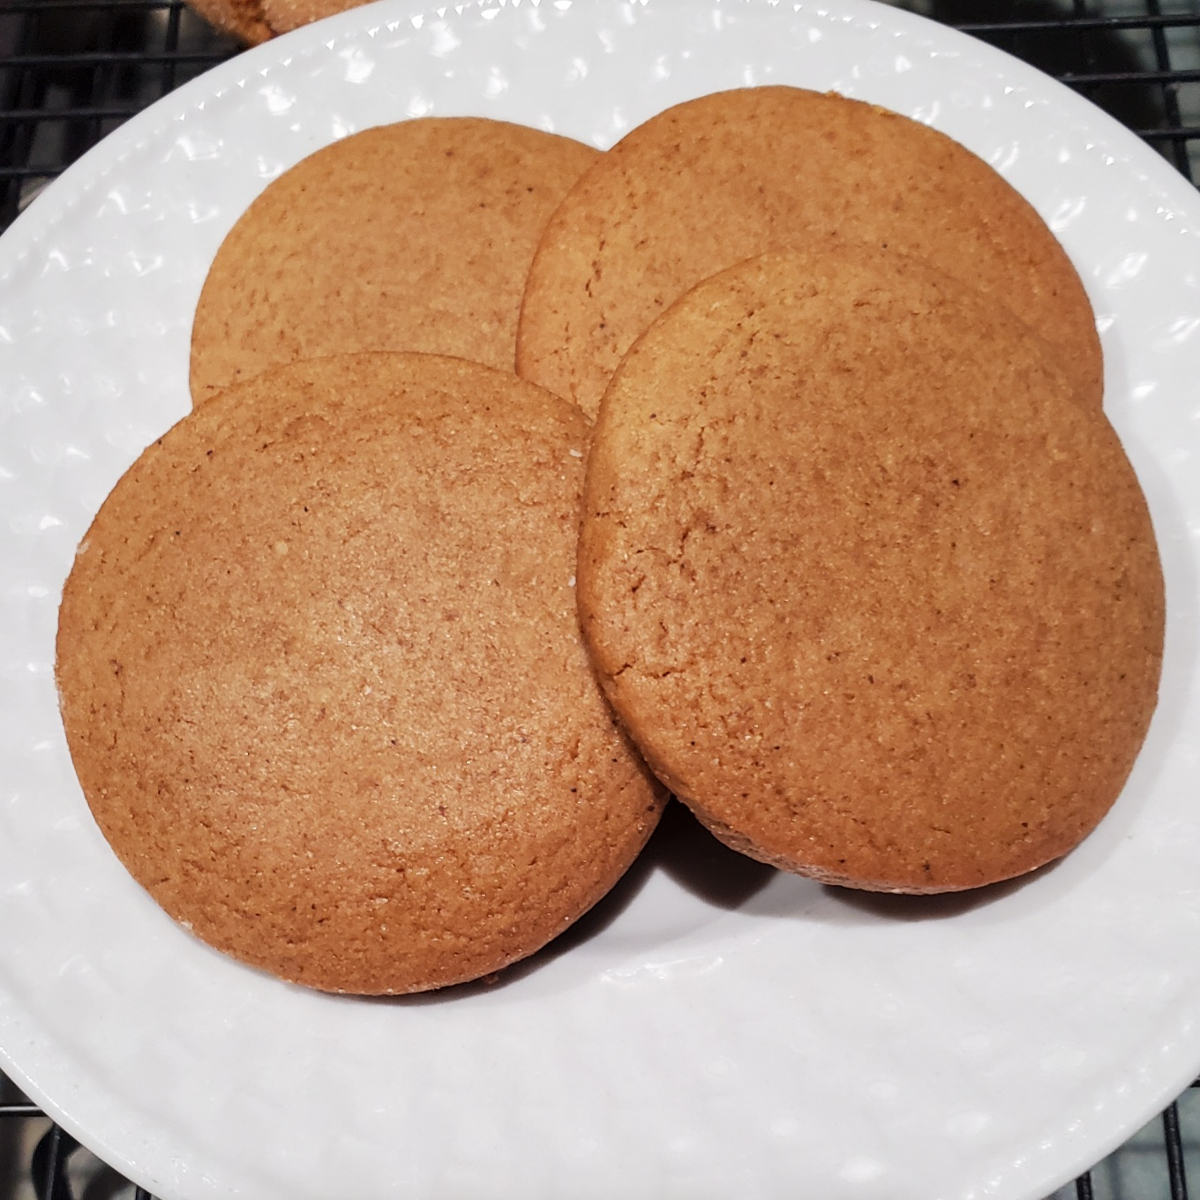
[260,0,370,34]
[578,248,1163,894]
[190,119,600,406]
[186,0,273,44]
[518,86,1102,419]
[57,353,664,993]
[186,0,367,42]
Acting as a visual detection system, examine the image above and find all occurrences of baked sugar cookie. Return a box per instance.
[518,86,1102,419]
[190,119,599,405]
[577,248,1162,893]
[57,353,663,993]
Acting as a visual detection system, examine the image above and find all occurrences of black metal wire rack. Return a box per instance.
[1,1,1199,1198]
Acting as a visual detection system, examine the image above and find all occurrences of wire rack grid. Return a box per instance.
[1,1,1199,1198]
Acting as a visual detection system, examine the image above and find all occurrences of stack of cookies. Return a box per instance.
[518,88,1163,894]
[55,88,1164,995]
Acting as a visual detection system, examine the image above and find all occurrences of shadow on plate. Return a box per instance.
[378,791,1070,1003]
[815,859,1053,923]
[387,799,776,1005]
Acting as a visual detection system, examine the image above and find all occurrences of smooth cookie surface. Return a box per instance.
[190,119,599,405]
[577,248,1162,893]
[58,353,664,992]
[518,86,1102,419]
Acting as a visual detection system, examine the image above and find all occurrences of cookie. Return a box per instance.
[186,0,367,42]
[518,86,1102,419]
[190,119,600,406]
[260,0,369,35]
[57,352,664,993]
[186,0,273,44]
[577,248,1163,894]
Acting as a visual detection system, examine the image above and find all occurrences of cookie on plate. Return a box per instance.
[577,247,1162,893]
[518,86,1102,419]
[57,352,664,993]
[190,119,600,406]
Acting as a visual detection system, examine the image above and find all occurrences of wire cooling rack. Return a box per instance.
[1,1,1199,1198]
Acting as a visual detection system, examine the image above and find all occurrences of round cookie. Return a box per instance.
[518,86,1103,420]
[577,248,1163,894]
[190,119,600,406]
[57,352,664,993]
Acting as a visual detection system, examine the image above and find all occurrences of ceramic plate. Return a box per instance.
[2,2,1199,1197]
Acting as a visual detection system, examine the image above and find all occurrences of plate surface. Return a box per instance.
[2,2,1200,1198]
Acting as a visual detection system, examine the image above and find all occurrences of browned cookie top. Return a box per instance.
[190,118,599,406]
[577,248,1162,894]
[518,86,1102,419]
[58,353,663,993]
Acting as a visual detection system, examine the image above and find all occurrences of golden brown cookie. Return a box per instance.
[186,0,273,44]
[190,119,600,406]
[186,0,368,43]
[518,86,1102,420]
[57,352,664,993]
[260,0,369,35]
[577,248,1162,894]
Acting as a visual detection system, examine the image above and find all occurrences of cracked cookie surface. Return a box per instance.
[57,352,663,992]
[577,248,1162,893]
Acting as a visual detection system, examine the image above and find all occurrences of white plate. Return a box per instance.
[2,1,1200,1197]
